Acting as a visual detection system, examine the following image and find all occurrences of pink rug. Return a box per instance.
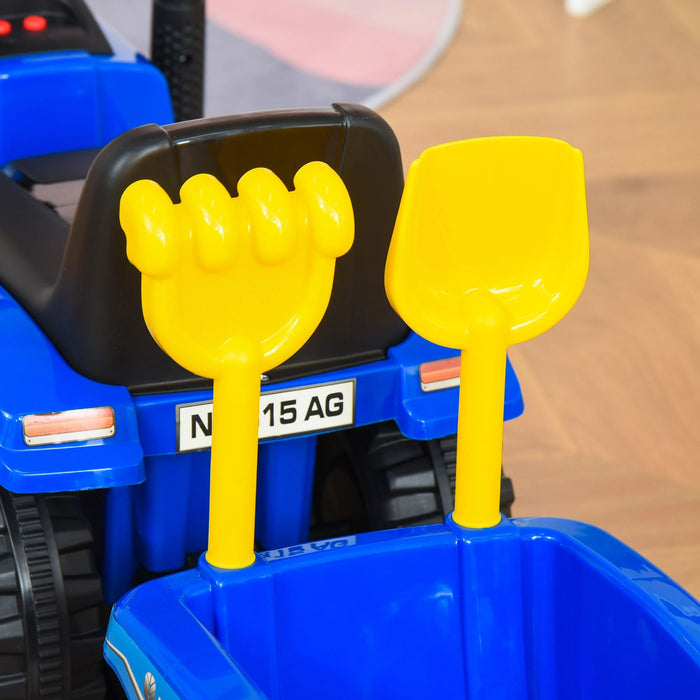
[92,0,462,114]
[208,0,460,96]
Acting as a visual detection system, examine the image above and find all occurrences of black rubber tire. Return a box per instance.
[312,431,369,538]
[0,491,105,700]
[432,433,515,521]
[313,422,515,535]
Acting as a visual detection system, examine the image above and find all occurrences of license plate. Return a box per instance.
[177,379,356,452]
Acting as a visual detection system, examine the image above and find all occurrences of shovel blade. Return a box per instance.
[385,136,589,350]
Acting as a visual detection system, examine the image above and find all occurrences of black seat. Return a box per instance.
[0,104,408,393]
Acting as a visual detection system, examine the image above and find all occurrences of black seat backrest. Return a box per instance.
[13,104,407,392]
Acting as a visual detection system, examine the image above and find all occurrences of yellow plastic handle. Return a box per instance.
[121,162,354,568]
[386,136,589,528]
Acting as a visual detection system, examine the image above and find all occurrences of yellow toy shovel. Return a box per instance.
[120,163,353,569]
[386,137,589,528]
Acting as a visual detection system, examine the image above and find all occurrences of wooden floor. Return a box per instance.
[381,0,700,595]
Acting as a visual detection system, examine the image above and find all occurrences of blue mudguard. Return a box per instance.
[0,285,144,493]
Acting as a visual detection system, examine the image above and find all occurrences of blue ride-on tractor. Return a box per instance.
[0,2,522,696]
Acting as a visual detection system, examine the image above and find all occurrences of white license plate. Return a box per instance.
[177,379,356,452]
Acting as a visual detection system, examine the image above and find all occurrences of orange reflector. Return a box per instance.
[419,356,460,392]
[23,407,115,446]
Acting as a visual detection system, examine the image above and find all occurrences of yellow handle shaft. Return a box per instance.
[206,362,260,569]
[453,302,509,528]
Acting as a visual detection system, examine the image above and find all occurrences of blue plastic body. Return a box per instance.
[0,29,173,165]
[105,515,700,699]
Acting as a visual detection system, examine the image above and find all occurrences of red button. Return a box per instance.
[23,15,47,32]
[0,20,11,36]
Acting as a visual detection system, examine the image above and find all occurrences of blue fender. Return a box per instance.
[0,285,144,493]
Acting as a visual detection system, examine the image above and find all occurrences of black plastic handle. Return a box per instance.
[151,0,205,122]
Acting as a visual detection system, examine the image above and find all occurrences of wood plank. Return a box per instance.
[380,0,700,596]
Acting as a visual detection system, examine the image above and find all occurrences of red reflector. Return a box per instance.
[419,356,460,392]
[0,20,12,36]
[23,407,115,446]
[23,15,47,32]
